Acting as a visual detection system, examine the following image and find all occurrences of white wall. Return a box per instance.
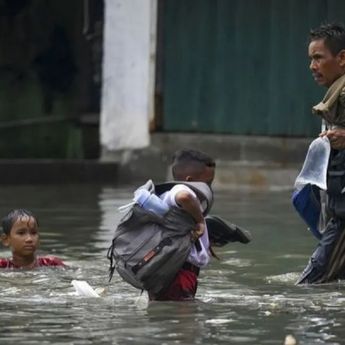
[101,0,157,152]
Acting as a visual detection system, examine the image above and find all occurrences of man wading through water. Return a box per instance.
[298,23,345,283]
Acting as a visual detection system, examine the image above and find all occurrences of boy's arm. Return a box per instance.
[175,190,205,240]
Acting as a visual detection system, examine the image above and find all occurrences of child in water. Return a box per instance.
[149,149,216,301]
[0,209,65,269]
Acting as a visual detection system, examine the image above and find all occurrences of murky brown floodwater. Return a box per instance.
[0,184,344,345]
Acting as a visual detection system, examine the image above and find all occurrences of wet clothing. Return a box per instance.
[149,264,199,301]
[160,184,210,267]
[150,184,210,300]
[0,256,65,269]
[298,75,345,284]
[298,150,345,284]
[297,218,345,283]
[298,149,345,283]
[312,74,345,127]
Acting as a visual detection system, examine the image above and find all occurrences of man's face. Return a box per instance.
[2,216,39,257]
[308,39,345,87]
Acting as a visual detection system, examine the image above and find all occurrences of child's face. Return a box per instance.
[2,216,39,257]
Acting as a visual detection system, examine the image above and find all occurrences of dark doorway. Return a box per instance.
[0,0,104,158]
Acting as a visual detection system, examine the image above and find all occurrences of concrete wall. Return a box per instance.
[110,132,312,191]
[101,0,157,152]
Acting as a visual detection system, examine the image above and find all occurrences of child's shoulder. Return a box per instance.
[161,184,197,206]
[37,256,65,267]
[168,184,196,196]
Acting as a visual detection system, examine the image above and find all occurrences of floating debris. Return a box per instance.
[284,334,297,345]
[71,280,100,298]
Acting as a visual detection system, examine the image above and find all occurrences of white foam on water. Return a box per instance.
[205,318,234,325]
[266,272,300,284]
[135,292,149,310]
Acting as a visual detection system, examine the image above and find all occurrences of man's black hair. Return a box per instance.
[310,23,345,56]
[171,149,215,180]
[1,209,38,235]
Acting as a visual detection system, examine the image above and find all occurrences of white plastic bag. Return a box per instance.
[71,280,101,298]
[294,136,331,191]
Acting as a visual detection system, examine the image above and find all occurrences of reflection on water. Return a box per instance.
[0,185,344,344]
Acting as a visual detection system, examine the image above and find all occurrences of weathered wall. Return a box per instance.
[101,0,157,152]
[160,0,330,136]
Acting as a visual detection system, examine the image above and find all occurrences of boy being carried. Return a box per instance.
[149,149,215,301]
[108,148,251,300]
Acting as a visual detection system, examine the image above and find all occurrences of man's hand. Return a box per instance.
[320,128,345,150]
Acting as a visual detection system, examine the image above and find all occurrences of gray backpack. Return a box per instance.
[107,180,213,294]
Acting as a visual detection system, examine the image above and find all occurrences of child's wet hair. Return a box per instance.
[171,149,215,180]
[1,209,38,235]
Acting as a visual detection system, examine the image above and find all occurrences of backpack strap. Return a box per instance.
[155,181,213,215]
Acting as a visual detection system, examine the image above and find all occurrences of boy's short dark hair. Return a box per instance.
[310,23,345,56]
[1,209,38,235]
[171,149,215,180]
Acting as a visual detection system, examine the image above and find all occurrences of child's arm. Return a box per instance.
[175,190,205,240]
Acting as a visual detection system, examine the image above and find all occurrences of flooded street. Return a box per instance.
[0,184,344,345]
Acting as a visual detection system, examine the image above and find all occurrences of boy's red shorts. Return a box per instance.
[149,267,198,301]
